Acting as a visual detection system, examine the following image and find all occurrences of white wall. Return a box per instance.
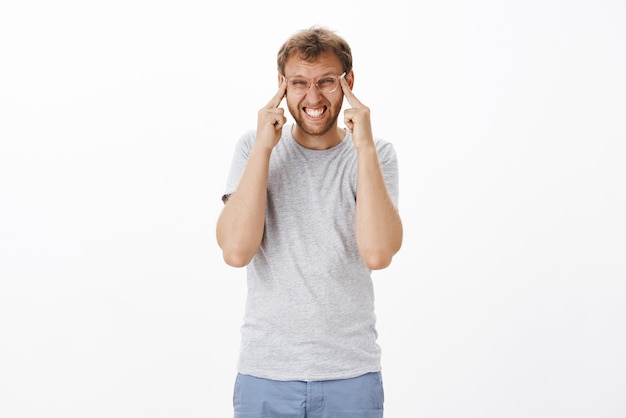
[1,1,624,417]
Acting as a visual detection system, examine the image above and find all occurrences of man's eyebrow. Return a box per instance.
[286,71,339,78]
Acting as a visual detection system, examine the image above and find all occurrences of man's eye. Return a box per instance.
[318,78,335,87]
[291,79,308,86]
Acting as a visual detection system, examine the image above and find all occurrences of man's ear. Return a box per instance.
[347,70,355,90]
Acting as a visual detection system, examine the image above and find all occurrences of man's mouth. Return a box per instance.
[304,106,326,118]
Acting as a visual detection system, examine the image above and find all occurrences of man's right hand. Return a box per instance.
[256,78,288,150]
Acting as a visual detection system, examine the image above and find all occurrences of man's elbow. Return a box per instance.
[222,249,253,268]
[360,237,402,270]
[361,250,395,270]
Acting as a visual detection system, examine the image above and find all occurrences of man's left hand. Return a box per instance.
[340,75,374,150]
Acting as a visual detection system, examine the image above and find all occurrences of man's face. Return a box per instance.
[283,52,347,137]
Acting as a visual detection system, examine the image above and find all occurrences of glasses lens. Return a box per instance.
[318,76,338,93]
[288,78,309,94]
[286,75,339,94]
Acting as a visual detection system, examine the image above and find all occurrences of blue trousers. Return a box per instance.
[233,372,384,418]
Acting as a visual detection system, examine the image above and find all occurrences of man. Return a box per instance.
[216,26,403,418]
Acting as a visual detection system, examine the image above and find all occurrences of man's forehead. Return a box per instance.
[284,53,342,77]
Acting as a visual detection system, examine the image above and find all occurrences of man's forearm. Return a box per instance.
[216,146,272,267]
[355,146,403,270]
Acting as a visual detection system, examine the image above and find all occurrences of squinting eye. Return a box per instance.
[318,78,336,86]
[291,79,308,87]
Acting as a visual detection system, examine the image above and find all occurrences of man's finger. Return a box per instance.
[339,76,364,108]
[265,78,287,109]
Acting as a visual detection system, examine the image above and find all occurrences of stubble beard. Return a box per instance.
[288,102,340,137]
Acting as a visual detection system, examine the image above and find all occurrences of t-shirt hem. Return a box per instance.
[236,365,382,382]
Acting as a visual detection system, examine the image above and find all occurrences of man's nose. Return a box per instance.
[305,83,323,100]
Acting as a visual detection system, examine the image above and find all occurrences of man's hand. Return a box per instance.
[340,76,374,150]
[256,79,288,150]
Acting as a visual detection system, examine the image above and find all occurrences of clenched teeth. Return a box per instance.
[305,107,325,118]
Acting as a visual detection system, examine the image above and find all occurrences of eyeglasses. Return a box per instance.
[282,72,346,95]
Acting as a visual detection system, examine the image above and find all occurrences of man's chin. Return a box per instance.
[294,116,336,137]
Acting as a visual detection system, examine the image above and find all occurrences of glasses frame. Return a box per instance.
[282,72,346,95]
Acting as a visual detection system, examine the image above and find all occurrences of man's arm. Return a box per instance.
[341,76,403,270]
[354,145,403,270]
[216,81,287,267]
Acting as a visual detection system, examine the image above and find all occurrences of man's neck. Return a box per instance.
[292,125,345,150]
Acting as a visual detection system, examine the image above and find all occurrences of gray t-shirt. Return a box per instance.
[223,124,399,381]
